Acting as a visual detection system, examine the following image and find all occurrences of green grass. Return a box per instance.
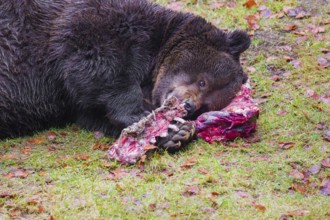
[1,0,330,219]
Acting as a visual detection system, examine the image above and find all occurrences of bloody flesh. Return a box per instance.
[108,82,259,164]
[108,97,188,164]
[196,82,259,143]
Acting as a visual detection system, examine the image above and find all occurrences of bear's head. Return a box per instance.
[152,19,250,118]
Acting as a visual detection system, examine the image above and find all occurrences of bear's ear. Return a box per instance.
[226,30,251,59]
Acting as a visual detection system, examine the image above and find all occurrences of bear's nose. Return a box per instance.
[184,100,196,115]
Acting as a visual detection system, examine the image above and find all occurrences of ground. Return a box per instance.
[0,0,329,219]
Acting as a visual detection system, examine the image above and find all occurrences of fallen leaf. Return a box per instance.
[289,169,304,179]
[321,157,330,168]
[311,26,325,34]
[243,0,257,9]
[276,110,288,116]
[320,95,330,105]
[283,24,297,31]
[244,134,261,143]
[305,89,319,100]
[0,192,17,199]
[28,200,38,205]
[291,181,307,194]
[290,59,302,69]
[102,161,111,168]
[208,191,220,202]
[1,154,18,160]
[286,210,310,217]
[259,5,272,18]
[92,142,102,150]
[323,130,330,142]
[115,183,125,191]
[75,155,90,160]
[50,215,55,220]
[59,131,68,136]
[28,137,46,144]
[46,131,57,141]
[161,170,174,177]
[320,48,330,53]
[308,165,321,175]
[182,186,200,197]
[278,142,295,149]
[235,191,250,198]
[181,156,197,169]
[149,203,157,211]
[252,202,266,212]
[38,205,45,213]
[198,168,209,175]
[275,12,285,19]
[278,45,292,52]
[246,66,256,73]
[318,53,330,68]
[283,55,293,62]
[245,14,260,30]
[284,6,311,19]
[3,169,34,179]
[320,179,330,196]
[47,145,57,151]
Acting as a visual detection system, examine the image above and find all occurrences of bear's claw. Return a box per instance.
[156,117,196,150]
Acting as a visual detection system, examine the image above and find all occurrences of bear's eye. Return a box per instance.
[198,80,206,88]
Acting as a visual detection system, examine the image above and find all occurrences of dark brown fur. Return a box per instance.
[0,0,250,139]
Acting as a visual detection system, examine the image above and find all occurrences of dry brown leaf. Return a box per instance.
[20,146,32,155]
[92,141,102,150]
[47,145,57,151]
[181,156,197,169]
[305,89,319,100]
[0,192,17,199]
[290,59,302,69]
[252,202,266,212]
[3,169,34,179]
[289,169,304,179]
[28,200,38,205]
[286,210,310,217]
[283,24,297,31]
[245,14,260,30]
[278,142,295,149]
[1,154,18,160]
[198,168,209,175]
[321,157,330,168]
[243,0,257,9]
[75,155,90,160]
[28,137,46,144]
[116,183,125,191]
[46,131,57,141]
[291,181,307,194]
[182,186,200,197]
[38,205,45,213]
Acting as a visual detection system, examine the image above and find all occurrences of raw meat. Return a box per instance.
[108,81,259,164]
[196,81,259,143]
[108,97,188,164]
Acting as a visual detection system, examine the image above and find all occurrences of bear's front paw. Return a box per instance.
[156,117,196,151]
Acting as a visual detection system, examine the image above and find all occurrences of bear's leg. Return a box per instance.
[103,84,150,129]
[75,112,122,137]
[156,117,196,151]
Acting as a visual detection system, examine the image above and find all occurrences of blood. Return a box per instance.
[108,82,259,164]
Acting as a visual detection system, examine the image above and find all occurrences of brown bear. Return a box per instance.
[0,0,250,148]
